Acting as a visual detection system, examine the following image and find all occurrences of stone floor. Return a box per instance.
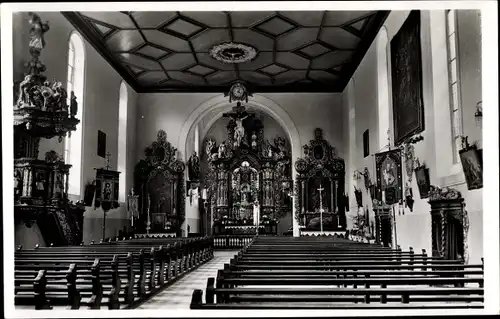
[137,250,239,309]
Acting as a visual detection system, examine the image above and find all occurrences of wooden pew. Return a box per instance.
[190,236,483,309]
[14,236,214,309]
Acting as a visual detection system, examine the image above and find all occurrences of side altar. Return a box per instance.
[294,128,347,234]
[203,102,293,236]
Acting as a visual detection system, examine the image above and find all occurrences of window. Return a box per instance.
[377,27,391,151]
[445,10,463,164]
[118,81,128,202]
[64,33,85,196]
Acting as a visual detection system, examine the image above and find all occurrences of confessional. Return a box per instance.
[294,128,347,234]
[428,186,468,262]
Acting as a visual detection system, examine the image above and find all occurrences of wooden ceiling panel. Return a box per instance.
[142,30,191,52]
[190,29,231,52]
[181,11,228,28]
[273,70,308,85]
[310,50,353,69]
[63,11,389,92]
[319,27,361,50]
[233,29,274,52]
[130,11,177,29]
[106,30,144,52]
[137,71,168,85]
[278,11,324,27]
[323,11,373,27]
[117,53,163,70]
[229,11,275,27]
[160,53,197,70]
[238,52,274,71]
[275,52,310,69]
[239,71,273,86]
[276,27,319,51]
[196,53,237,71]
[206,71,239,85]
[168,71,206,85]
[80,12,136,29]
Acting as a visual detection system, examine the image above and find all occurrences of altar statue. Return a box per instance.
[253,200,260,226]
[218,141,227,159]
[234,115,248,147]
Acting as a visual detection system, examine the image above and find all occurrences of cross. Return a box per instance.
[222,102,254,122]
[317,183,325,233]
[105,152,112,170]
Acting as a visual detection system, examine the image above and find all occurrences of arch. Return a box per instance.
[118,81,128,202]
[65,31,86,197]
[177,94,302,236]
[377,26,391,150]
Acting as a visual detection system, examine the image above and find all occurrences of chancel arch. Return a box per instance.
[178,94,302,236]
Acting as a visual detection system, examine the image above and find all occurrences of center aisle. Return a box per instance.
[137,250,240,309]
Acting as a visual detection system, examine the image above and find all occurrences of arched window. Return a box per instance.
[118,81,128,202]
[445,10,463,164]
[64,32,85,196]
[377,27,391,150]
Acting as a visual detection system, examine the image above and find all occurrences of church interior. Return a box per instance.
[4,5,497,313]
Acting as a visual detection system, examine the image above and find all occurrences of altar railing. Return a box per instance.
[213,235,257,249]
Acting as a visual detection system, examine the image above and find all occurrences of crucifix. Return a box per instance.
[223,102,255,148]
[105,152,112,170]
[317,183,325,233]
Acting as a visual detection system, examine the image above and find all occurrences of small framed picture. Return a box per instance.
[459,145,483,190]
[97,130,106,158]
[414,165,431,199]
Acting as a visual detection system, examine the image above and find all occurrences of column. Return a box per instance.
[292,177,299,237]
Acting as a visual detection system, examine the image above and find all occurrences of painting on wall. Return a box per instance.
[414,164,431,198]
[390,10,425,145]
[459,145,483,190]
[375,149,403,205]
[97,130,106,158]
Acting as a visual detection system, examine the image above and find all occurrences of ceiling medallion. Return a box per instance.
[210,42,257,64]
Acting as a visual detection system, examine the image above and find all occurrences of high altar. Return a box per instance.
[294,128,347,235]
[203,102,293,235]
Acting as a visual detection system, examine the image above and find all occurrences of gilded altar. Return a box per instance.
[133,130,186,236]
[203,102,292,235]
[295,128,347,232]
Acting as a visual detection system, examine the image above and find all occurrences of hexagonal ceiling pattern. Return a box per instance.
[63,11,389,93]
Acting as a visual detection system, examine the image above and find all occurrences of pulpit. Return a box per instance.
[295,128,347,236]
[14,12,85,246]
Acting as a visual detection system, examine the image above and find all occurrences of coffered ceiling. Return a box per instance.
[62,11,389,93]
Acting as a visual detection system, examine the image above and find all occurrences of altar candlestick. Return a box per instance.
[317,183,325,233]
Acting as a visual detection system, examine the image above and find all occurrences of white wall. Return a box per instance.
[13,12,139,246]
[345,10,483,264]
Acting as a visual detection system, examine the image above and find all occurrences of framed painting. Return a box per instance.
[459,145,483,190]
[375,149,403,205]
[414,164,431,198]
[390,10,425,145]
[97,130,106,158]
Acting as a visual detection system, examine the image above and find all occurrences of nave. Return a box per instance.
[14,235,484,310]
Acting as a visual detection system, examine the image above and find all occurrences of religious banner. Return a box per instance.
[94,166,120,212]
[390,10,425,145]
[375,149,403,205]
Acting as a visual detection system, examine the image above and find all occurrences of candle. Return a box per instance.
[202,188,207,200]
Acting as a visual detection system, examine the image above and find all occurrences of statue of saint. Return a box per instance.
[28,12,50,51]
[188,151,200,181]
[70,91,78,117]
[218,141,226,159]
